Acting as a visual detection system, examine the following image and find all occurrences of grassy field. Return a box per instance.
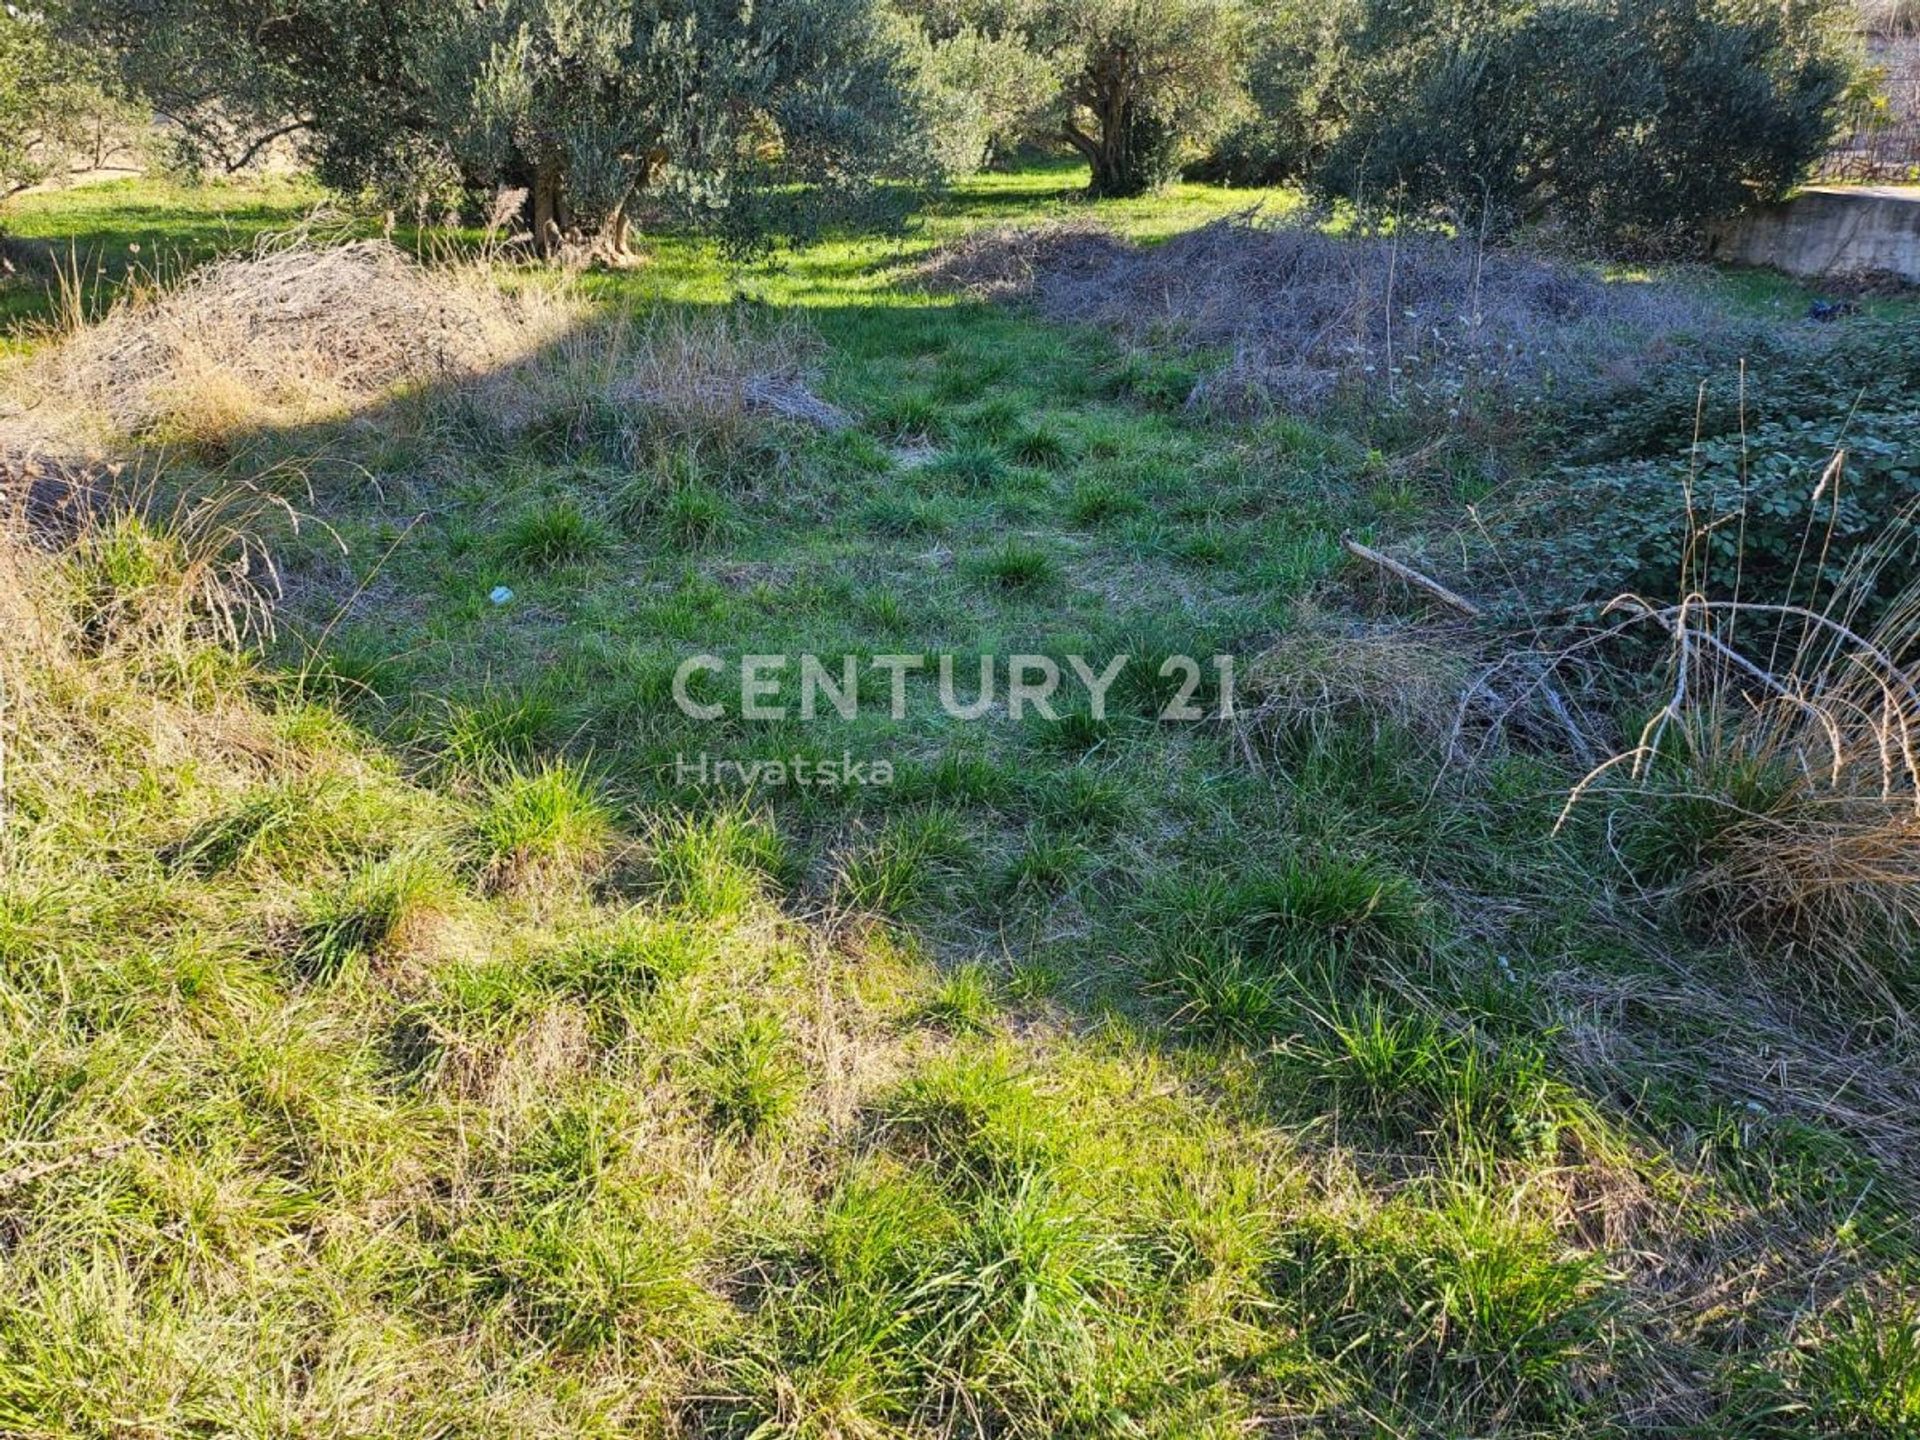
[2,166,1918,1437]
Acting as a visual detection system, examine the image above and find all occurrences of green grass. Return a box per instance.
[2,159,1917,1437]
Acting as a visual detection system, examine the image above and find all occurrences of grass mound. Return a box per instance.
[22,237,576,444]
[911,218,1132,301]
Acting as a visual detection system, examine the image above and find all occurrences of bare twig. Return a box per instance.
[0,1132,143,1196]
[1342,533,1484,618]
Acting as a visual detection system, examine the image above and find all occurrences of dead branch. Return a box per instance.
[1341,533,1484,618]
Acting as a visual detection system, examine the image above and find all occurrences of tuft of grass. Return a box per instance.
[999,827,1086,899]
[837,809,974,920]
[699,1010,802,1136]
[1159,946,1292,1043]
[441,688,561,773]
[1029,763,1135,833]
[649,806,790,920]
[659,480,740,551]
[896,748,1021,810]
[477,759,615,883]
[500,497,612,569]
[1554,548,1920,1001]
[869,392,950,443]
[923,441,1007,493]
[296,848,458,981]
[923,961,999,1033]
[1029,704,1115,759]
[1065,475,1143,527]
[960,395,1022,439]
[1775,1291,1920,1435]
[1009,421,1073,469]
[971,536,1061,592]
[859,492,952,538]
[1144,854,1426,977]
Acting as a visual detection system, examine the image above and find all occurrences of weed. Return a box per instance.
[972,536,1060,591]
[501,497,612,569]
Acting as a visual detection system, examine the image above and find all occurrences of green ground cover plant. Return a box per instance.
[2,161,1918,1437]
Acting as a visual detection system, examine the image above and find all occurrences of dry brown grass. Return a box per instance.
[1864,0,1920,38]
[8,236,579,452]
[5,233,844,477]
[1241,604,1475,748]
[912,219,1134,301]
[1555,549,1920,1002]
[464,304,845,459]
[917,212,1732,421]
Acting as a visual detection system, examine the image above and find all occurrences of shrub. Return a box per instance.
[1192,0,1349,185]
[1309,0,1856,250]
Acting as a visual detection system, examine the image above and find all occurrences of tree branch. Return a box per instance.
[222,118,311,172]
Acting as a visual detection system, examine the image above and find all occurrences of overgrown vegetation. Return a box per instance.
[1302,0,1856,249]
[51,0,1862,234]
[2,145,1918,1440]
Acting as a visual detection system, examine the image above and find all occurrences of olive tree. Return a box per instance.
[1194,0,1353,186]
[893,11,1057,176]
[1310,0,1855,248]
[0,9,138,201]
[895,0,1246,196]
[62,0,940,255]
[1042,0,1246,196]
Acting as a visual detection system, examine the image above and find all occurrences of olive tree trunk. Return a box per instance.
[1064,101,1177,199]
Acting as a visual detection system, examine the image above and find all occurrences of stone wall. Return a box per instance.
[1708,186,1920,283]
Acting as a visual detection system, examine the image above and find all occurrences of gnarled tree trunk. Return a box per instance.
[1065,98,1178,199]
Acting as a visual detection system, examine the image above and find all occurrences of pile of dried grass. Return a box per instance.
[919,213,1732,419]
[16,237,578,447]
[911,219,1133,302]
[5,234,849,469]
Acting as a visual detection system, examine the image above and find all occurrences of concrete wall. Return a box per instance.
[1708,186,1920,283]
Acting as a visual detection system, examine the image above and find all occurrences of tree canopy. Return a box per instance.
[1270,0,1855,248]
[62,0,940,254]
[0,9,140,203]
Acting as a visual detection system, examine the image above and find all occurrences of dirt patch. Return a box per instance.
[0,452,109,544]
[917,212,1735,418]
